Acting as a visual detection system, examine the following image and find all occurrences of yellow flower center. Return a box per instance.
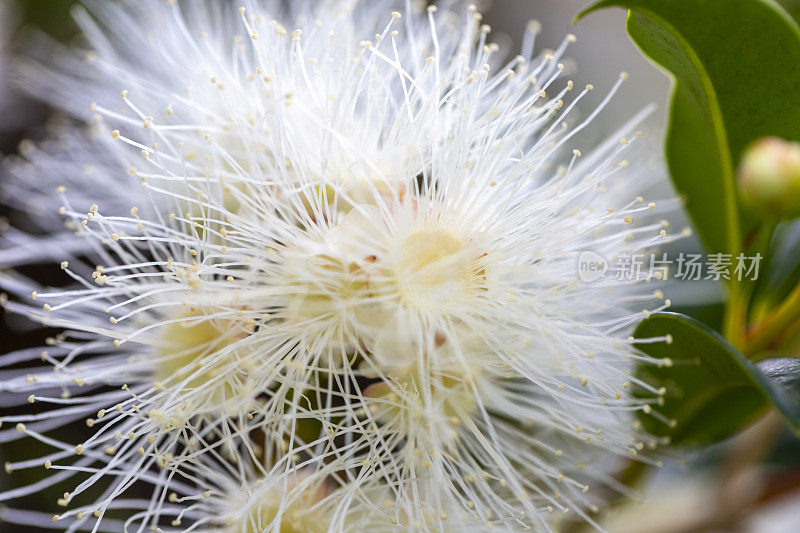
[156,312,251,408]
[395,229,480,310]
[234,480,329,533]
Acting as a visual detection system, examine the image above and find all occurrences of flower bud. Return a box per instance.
[738,137,800,219]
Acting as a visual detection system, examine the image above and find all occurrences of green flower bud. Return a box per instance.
[738,137,800,219]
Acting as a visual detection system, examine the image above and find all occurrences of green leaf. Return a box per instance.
[751,220,800,314]
[633,312,800,445]
[576,0,800,258]
[757,358,800,405]
[21,0,79,42]
[668,301,725,333]
[777,0,800,22]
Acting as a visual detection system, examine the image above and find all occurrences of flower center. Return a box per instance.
[364,327,484,440]
[155,312,251,409]
[395,229,477,310]
[234,481,329,533]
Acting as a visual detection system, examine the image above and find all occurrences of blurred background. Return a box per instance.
[1,1,800,531]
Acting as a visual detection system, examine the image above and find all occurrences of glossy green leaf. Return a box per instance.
[757,358,800,402]
[577,0,800,257]
[751,220,800,314]
[668,301,724,333]
[633,312,800,445]
[778,0,800,22]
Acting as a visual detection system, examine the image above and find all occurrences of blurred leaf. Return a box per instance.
[577,0,800,259]
[19,0,78,42]
[751,220,800,315]
[778,0,800,22]
[757,358,800,394]
[633,312,800,445]
[668,301,725,333]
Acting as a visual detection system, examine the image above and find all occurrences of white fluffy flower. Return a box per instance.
[0,1,682,531]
